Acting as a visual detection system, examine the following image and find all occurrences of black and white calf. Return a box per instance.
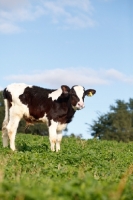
[2,83,96,152]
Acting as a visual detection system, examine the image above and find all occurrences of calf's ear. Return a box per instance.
[61,85,70,94]
[85,89,96,97]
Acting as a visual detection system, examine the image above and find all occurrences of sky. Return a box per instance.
[0,0,133,139]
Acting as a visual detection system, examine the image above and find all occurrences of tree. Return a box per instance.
[17,119,48,136]
[89,99,133,142]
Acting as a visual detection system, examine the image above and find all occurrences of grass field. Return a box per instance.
[0,132,133,200]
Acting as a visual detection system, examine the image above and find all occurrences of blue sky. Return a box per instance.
[0,0,133,138]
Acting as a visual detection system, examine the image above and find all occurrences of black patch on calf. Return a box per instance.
[19,86,76,126]
[3,88,12,108]
[19,86,54,119]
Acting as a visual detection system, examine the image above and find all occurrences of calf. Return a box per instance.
[2,83,96,152]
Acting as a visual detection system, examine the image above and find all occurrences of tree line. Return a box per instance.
[89,99,133,142]
[1,90,133,142]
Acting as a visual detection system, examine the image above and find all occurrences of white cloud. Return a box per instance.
[0,22,22,34]
[105,69,133,84]
[42,0,95,29]
[0,0,29,10]
[0,0,45,33]
[0,0,95,33]
[4,68,133,88]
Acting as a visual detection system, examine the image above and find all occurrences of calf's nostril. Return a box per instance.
[77,102,84,108]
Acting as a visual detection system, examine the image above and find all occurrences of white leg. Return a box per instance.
[56,131,62,152]
[49,120,58,152]
[7,116,20,151]
[2,120,9,147]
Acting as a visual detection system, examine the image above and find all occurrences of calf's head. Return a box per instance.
[61,85,96,110]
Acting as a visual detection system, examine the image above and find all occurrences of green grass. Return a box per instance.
[0,132,133,200]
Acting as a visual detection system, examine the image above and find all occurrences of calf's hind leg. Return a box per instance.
[7,116,21,151]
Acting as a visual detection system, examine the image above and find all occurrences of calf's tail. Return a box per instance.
[2,88,10,147]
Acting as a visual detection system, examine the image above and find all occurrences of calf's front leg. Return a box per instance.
[56,131,62,152]
[48,120,58,152]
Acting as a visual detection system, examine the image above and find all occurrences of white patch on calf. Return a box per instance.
[7,83,32,101]
[48,88,62,101]
[7,83,32,108]
[73,86,84,102]
[39,113,48,123]
[7,83,32,118]
[57,123,67,132]
[73,86,85,109]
